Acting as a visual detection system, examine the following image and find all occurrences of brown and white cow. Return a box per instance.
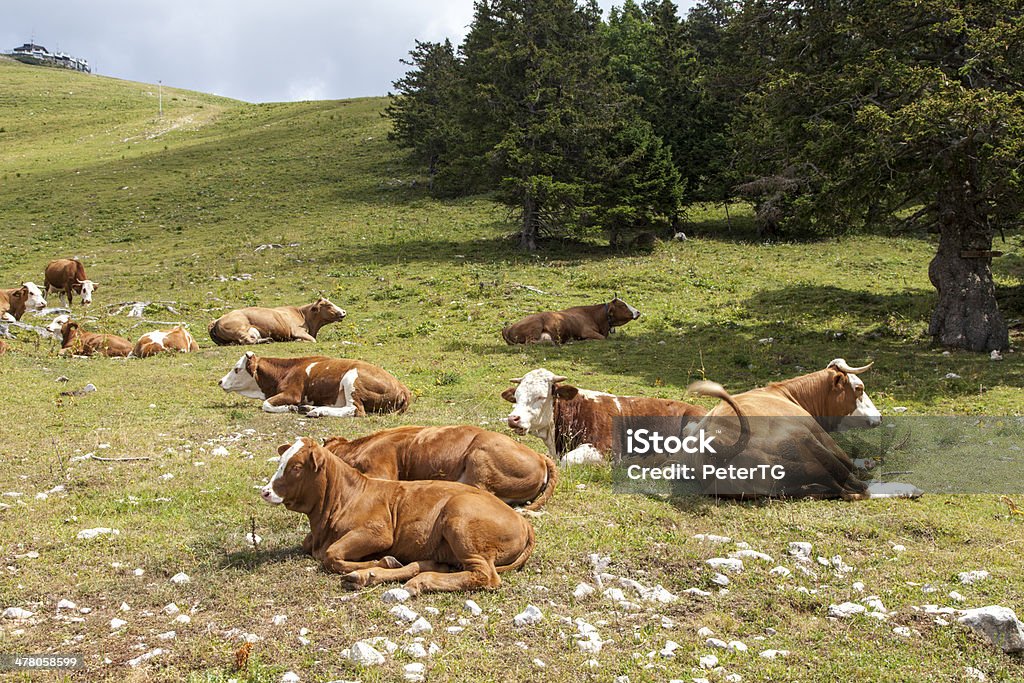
[501,296,641,344]
[322,425,557,510]
[218,352,412,417]
[44,259,98,306]
[261,437,536,594]
[685,360,918,499]
[502,368,706,463]
[132,327,200,357]
[47,314,132,357]
[0,283,47,321]
[208,298,346,345]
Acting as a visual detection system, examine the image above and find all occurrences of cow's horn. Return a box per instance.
[828,358,873,374]
[550,375,568,384]
[510,377,523,384]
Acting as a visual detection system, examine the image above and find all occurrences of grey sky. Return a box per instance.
[2,1,697,103]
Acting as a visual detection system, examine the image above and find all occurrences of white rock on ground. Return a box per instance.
[513,604,544,626]
[706,638,728,649]
[382,588,412,603]
[728,640,748,652]
[964,666,987,681]
[77,528,120,540]
[949,591,966,602]
[730,549,774,562]
[893,626,913,637]
[343,641,386,665]
[406,617,433,635]
[2,607,34,620]
[699,654,719,669]
[706,558,743,573]
[272,614,287,626]
[769,566,791,578]
[464,599,482,616]
[697,626,714,638]
[788,542,812,559]
[169,572,191,585]
[57,599,77,611]
[280,672,300,683]
[958,570,991,585]
[828,602,867,618]
[163,602,180,615]
[760,649,790,659]
[127,648,164,667]
[694,534,732,544]
[390,605,419,623]
[573,582,596,599]
[957,606,1024,653]
[660,640,680,657]
[109,618,128,630]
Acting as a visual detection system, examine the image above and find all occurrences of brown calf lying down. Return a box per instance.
[218,352,412,417]
[261,437,536,595]
[502,296,641,344]
[322,425,557,510]
[44,258,98,306]
[0,283,47,321]
[209,297,346,345]
[132,327,199,357]
[47,315,132,357]
[503,368,706,462]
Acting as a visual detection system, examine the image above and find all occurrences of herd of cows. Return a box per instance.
[0,258,914,594]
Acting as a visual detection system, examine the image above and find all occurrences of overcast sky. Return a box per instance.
[2,1,698,103]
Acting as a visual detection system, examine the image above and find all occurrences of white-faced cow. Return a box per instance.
[132,327,199,357]
[502,368,706,463]
[47,314,132,357]
[44,259,98,306]
[261,437,536,594]
[684,359,918,499]
[208,297,346,345]
[322,425,557,510]
[501,296,641,344]
[218,352,412,417]
[0,283,47,322]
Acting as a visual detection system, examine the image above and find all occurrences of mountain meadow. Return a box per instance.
[1,56,1023,682]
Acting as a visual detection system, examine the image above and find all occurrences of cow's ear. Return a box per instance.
[554,384,579,399]
[92,283,99,290]
[311,444,327,472]
[277,443,292,455]
[833,372,846,389]
[12,289,25,301]
[323,435,348,449]
[501,387,517,403]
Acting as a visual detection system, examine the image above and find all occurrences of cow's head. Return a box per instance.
[76,279,97,305]
[825,359,881,430]
[22,282,47,311]
[47,314,71,334]
[261,437,327,511]
[312,297,346,322]
[218,351,265,398]
[607,295,640,327]
[502,368,576,436]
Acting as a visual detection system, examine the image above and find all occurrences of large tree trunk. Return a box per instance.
[520,193,538,251]
[927,176,1008,352]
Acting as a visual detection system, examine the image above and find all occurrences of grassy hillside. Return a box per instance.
[0,57,1022,682]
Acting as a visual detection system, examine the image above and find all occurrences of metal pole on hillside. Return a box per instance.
[158,80,163,118]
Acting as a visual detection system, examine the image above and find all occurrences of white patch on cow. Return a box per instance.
[621,299,640,320]
[539,332,554,344]
[78,280,95,304]
[305,405,357,418]
[261,400,293,413]
[47,314,70,333]
[1,312,15,322]
[507,369,559,454]
[219,354,266,399]
[835,374,882,431]
[563,444,604,465]
[246,327,262,344]
[261,438,303,504]
[305,362,318,377]
[23,282,47,311]
[327,302,347,319]
[337,368,358,407]
[146,331,169,349]
[576,388,622,411]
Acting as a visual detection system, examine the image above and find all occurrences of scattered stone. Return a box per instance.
[382,588,411,603]
[712,573,730,587]
[532,658,546,668]
[769,566,791,578]
[57,599,77,611]
[728,640,748,652]
[944,373,961,380]
[694,534,732,544]
[464,599,482,616]
[964,666,987,681]
[788,542,812,559]
[211,446,230,457]
[573,582,596,600]
[706,558,743,573]
[699,654,719,669]
[406,617,433,635]
[127,648,164,667]
[990,350,1003,361]
[958,570,991,585]
[174,614,191,624]
[949,591,966,602]
[110,618,128,630]
[513,604,544,627]
[828,602,867,618]
[157,631,176,641]
[660,640,680,657]
[730,549,774,562]
[77,527,120,540]
[169,572,191,585]
[390,605,419,623]
[272,614,288,626]
[958,606,1024,653]
[892,626,913,637]
[2,607,33,620]
[343,641,386,666]
[684,588,712,597]
[852,581,865,592]
[891,544,906,552]
[697,627,715,638]
[760,649,790,659]
[707,638,728,649]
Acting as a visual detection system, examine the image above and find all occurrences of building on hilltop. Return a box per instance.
[7,42,90,73]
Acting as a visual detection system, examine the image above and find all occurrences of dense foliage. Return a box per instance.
[386,0,1023,351]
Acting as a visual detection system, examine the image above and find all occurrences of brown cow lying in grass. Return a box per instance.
[47,315,132,357]
[209,297,346,345]
[501,296,641,344]
[261,437,536,594]
[132,327,200,357]
[322,425,557,510]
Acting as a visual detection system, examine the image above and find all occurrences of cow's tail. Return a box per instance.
[496,520,535,574]
[207,320,229,346]
[687,381,750,461]
[523,455,559,511]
